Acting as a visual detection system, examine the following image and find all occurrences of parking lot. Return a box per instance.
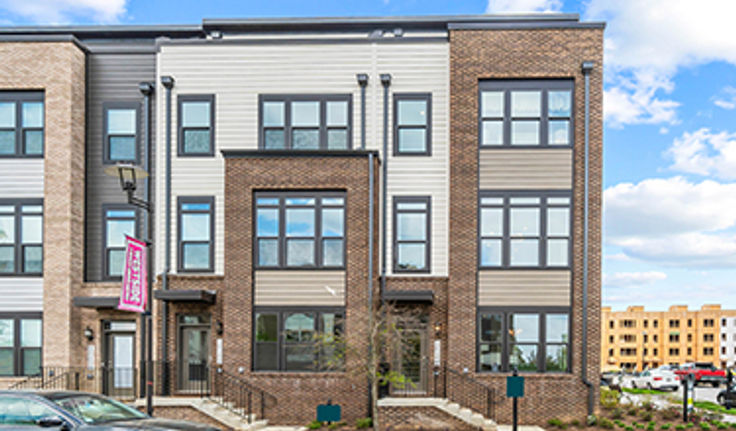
[620,375,722,404]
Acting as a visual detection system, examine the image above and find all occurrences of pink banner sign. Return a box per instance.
[117,235,148,313]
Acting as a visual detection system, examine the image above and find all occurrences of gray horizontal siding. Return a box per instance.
[85,53,155,281]
[0,278,43,311]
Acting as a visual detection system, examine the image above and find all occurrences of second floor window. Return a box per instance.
[178,197,214,273]
[0,92,44,157]
[393,197,431,273]
[103,102,139,163]
[255,193,345,269]
[393,93,431,155]
[103,207,137,279]
[0,201,43,275]
[178,95,215,156]
[260,95,352,151]
[479,192,571,268]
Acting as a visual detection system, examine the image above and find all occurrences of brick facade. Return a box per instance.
[448,28,604,424]
[377,405,476,431]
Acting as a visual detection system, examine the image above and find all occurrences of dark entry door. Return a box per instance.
[393,328,428,394]
[178,315,210,392]
[102,321,136,398]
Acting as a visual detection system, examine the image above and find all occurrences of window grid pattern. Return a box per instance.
[393,196,431,273]
[103,101,139,164]
[178,197,215,273]
[0,314,42,377]
[103,206,138,280]
[393,93,432,156]
[0,201,43,276]
[255,193,346,269]
[0,92,44,157]
[259,95,352,151]
[178,95,215,156]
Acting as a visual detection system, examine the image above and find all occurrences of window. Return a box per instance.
[621,320,635,328]
[609,320,614,329]
[722,318,727,327]
[704,333,714,342]
[687,319,692,328]
[177,197,214,273]
[479,192,571,268]
[704,347,714,356]
[478,309,569,373]
[178,95,215,156]
[669,348,679,356]
[103,102,139,164]
[687,333,692,342]
[0,313,41,376]
[259,95,352,151]
[669,333,680,343]
[669,319,680,328]
[479,80,572,148]
[653,320,658,328]
[644,320,648,328]
[653,348,658,356]
[103,206,138,279]
[608,348,613,357]
[254,308,344,372]
[393,93,431,155]
[609,335,614,343]
[0,201,43,276]
[255,193,345,269]
[621,334,636,343]
[620,348,636,356]
[643,334,648,343]
[0,92,44,157]
[704,319,715,328]
[653,334,658,342]
[393,197,430,273]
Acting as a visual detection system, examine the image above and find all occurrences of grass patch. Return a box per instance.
[622,387,669,396]
[692,401,736,416]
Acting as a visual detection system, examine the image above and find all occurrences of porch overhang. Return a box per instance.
[72,296,120,309]
[382,290,434,304]
[154,289,216,304]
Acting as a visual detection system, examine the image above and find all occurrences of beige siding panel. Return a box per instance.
[254,270,346,306]
[478,149,572,190]
[478,270,570,306]
[0,159,43,197]
[0,278,43,311]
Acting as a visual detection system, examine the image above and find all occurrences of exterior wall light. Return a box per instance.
[84,327,94,341]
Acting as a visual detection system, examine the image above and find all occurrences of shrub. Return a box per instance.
[661,424,671,430]
[647,425,655,431]
[600,418,615,429]
[662,408,681,420]
[587,415,598,427]
[701,424,711,431]
[625,427,634,431]
[675,425,686,431]
[571,419,581,428]
[717,424,728,430]
[628,408,640,417]
[327,423,343,430]
[612,408,624,420]
[688,423,696,429]
[356,418,373,429]
[602,389,621,410]
[729,424,736,430]
[308,421,323,430]
[642,401,655,412]
[549,419,564,428]
[640,412,654,422]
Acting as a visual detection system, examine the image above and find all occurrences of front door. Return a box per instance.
[393,328,429,395]
[177,315,210,392]
[102,321,136,398]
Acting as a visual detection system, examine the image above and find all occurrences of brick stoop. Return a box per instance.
[377,397,497,431]
[133,397,269,431]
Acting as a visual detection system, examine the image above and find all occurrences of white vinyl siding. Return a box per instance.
[254,270,345,306]
[0,160,43,198]
[0,278,43,311]
[478,148,573,190]
[478,270,571,306]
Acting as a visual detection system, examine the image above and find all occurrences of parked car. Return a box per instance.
[630,368,679,391]
[675,362,726,387]
[717,385,736,409]
[0,391,221,430]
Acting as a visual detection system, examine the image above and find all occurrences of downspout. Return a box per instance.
[581,61,595,417]
[379,74,391,298]
[160,75,175,394]
[357,74,368,151]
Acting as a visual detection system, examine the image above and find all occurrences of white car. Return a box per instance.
[631,368,680,391]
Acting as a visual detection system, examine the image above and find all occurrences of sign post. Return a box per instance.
[682,373,694,422]
[507,367,525,431]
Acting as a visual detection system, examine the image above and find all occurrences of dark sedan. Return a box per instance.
[717,385,736,409]
[0,391,221,430]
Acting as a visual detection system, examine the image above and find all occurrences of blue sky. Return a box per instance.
[1,0,735,311]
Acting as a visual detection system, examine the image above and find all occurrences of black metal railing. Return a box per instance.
[208,369,277,424]
[7,366,137,399]
[434,364,497,420]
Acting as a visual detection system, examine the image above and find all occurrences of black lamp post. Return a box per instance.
[103,162,153,415]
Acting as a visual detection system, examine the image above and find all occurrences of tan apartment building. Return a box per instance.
[601,305,736,372]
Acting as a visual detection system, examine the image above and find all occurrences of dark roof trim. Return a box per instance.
[0,24,203,39]
[72,296,120,309]
[222,149,381,159]
[157,36,447,50]
[0,34,88,52]
[84,43,157,54]
[383,290,434,303]
[154,289,216,304]
[448,21,605,30]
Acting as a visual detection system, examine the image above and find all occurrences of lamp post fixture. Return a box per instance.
[103,162,154,415]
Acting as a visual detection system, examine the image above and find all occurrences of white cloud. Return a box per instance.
[0,0,126,24]
[603,271,667,287]
[486,0,562,13]
[615,233,736,267]
[713,86,736,110]
[584,0,736,126]
[665,128,736,180]
[605,252,631,262]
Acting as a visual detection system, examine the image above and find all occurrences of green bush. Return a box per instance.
[612,408,625,420]
[602,389,621,410]
[662,408,681,420]
[717,424,728,430]
[647,425,655,431]
[641,412,654,422]
[600,418,615,429]
[625,427,634,431]
[356,418,372,429]
[587,415,598,427]
[308,421,323,430]
[661,424,672,430]
[729,424,736,430]
[676,425,686,431]
[629,408,640,416]
[642,401,655,412]
[571,419,581,428]
[616,420,626,428]
[688,423,696,429]
[701,424,711,431]
[549,418,564,427]
[327,423,344,430]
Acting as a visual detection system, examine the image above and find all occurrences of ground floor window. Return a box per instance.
[0,313,42,376]
[477,308,569,373]
[254,308,343,372]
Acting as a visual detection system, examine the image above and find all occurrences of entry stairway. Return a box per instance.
[134,397,270,431]
[378,397,497,430]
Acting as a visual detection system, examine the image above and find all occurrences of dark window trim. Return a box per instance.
[0,91,44,158]
[0,198,43,277]
[177,196,215,273]
[258,94,353,151]
[101,203,140,281]
[102,101,141,165]
[478,79,574,149]
[177,94,216,157]
[0,312,42,377]
[254,191,346,270]
[253,306,345,373]
[476,306,571,374]
[478,190,572,269]
[392,196,431,273]
[393,92,432,156]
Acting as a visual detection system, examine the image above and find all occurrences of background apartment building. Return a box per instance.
[601,305,736,372]
[0,14,603,428]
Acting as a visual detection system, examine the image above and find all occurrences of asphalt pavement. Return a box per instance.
[620,376,721,404]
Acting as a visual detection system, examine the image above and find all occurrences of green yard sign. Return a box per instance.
[507,375,525,398]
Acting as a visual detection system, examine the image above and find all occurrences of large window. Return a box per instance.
[254,308,343,372]
[0,201,43,276]
[393,93,431,155]
[103,102,139,164]
[479,80,573,147]
[0,92,44,157]
[178,95,215,156]
[103,206,138,279]
[478,309,569,373]
[255,193,345,269]
[479,192,571,268]
[178,197,214,273]
[0,313,42,376]
[393,196,431,273]
[259,95,352,150]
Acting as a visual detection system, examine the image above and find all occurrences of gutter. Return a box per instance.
[160,75,175,393]
[581,60,595,417]
[139,81,154,402]
[379,74,391,298]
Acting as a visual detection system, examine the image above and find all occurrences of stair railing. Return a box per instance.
[206,368,277,424]
[434,364,498,421]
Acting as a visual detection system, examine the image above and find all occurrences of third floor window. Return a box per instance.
[103,102,139,164]
[0,92,44,157]
[0,201,42,276]
[178,95,215,156]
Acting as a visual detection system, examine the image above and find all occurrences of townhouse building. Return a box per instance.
[0,14,603,428]
[601,305,736,372]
